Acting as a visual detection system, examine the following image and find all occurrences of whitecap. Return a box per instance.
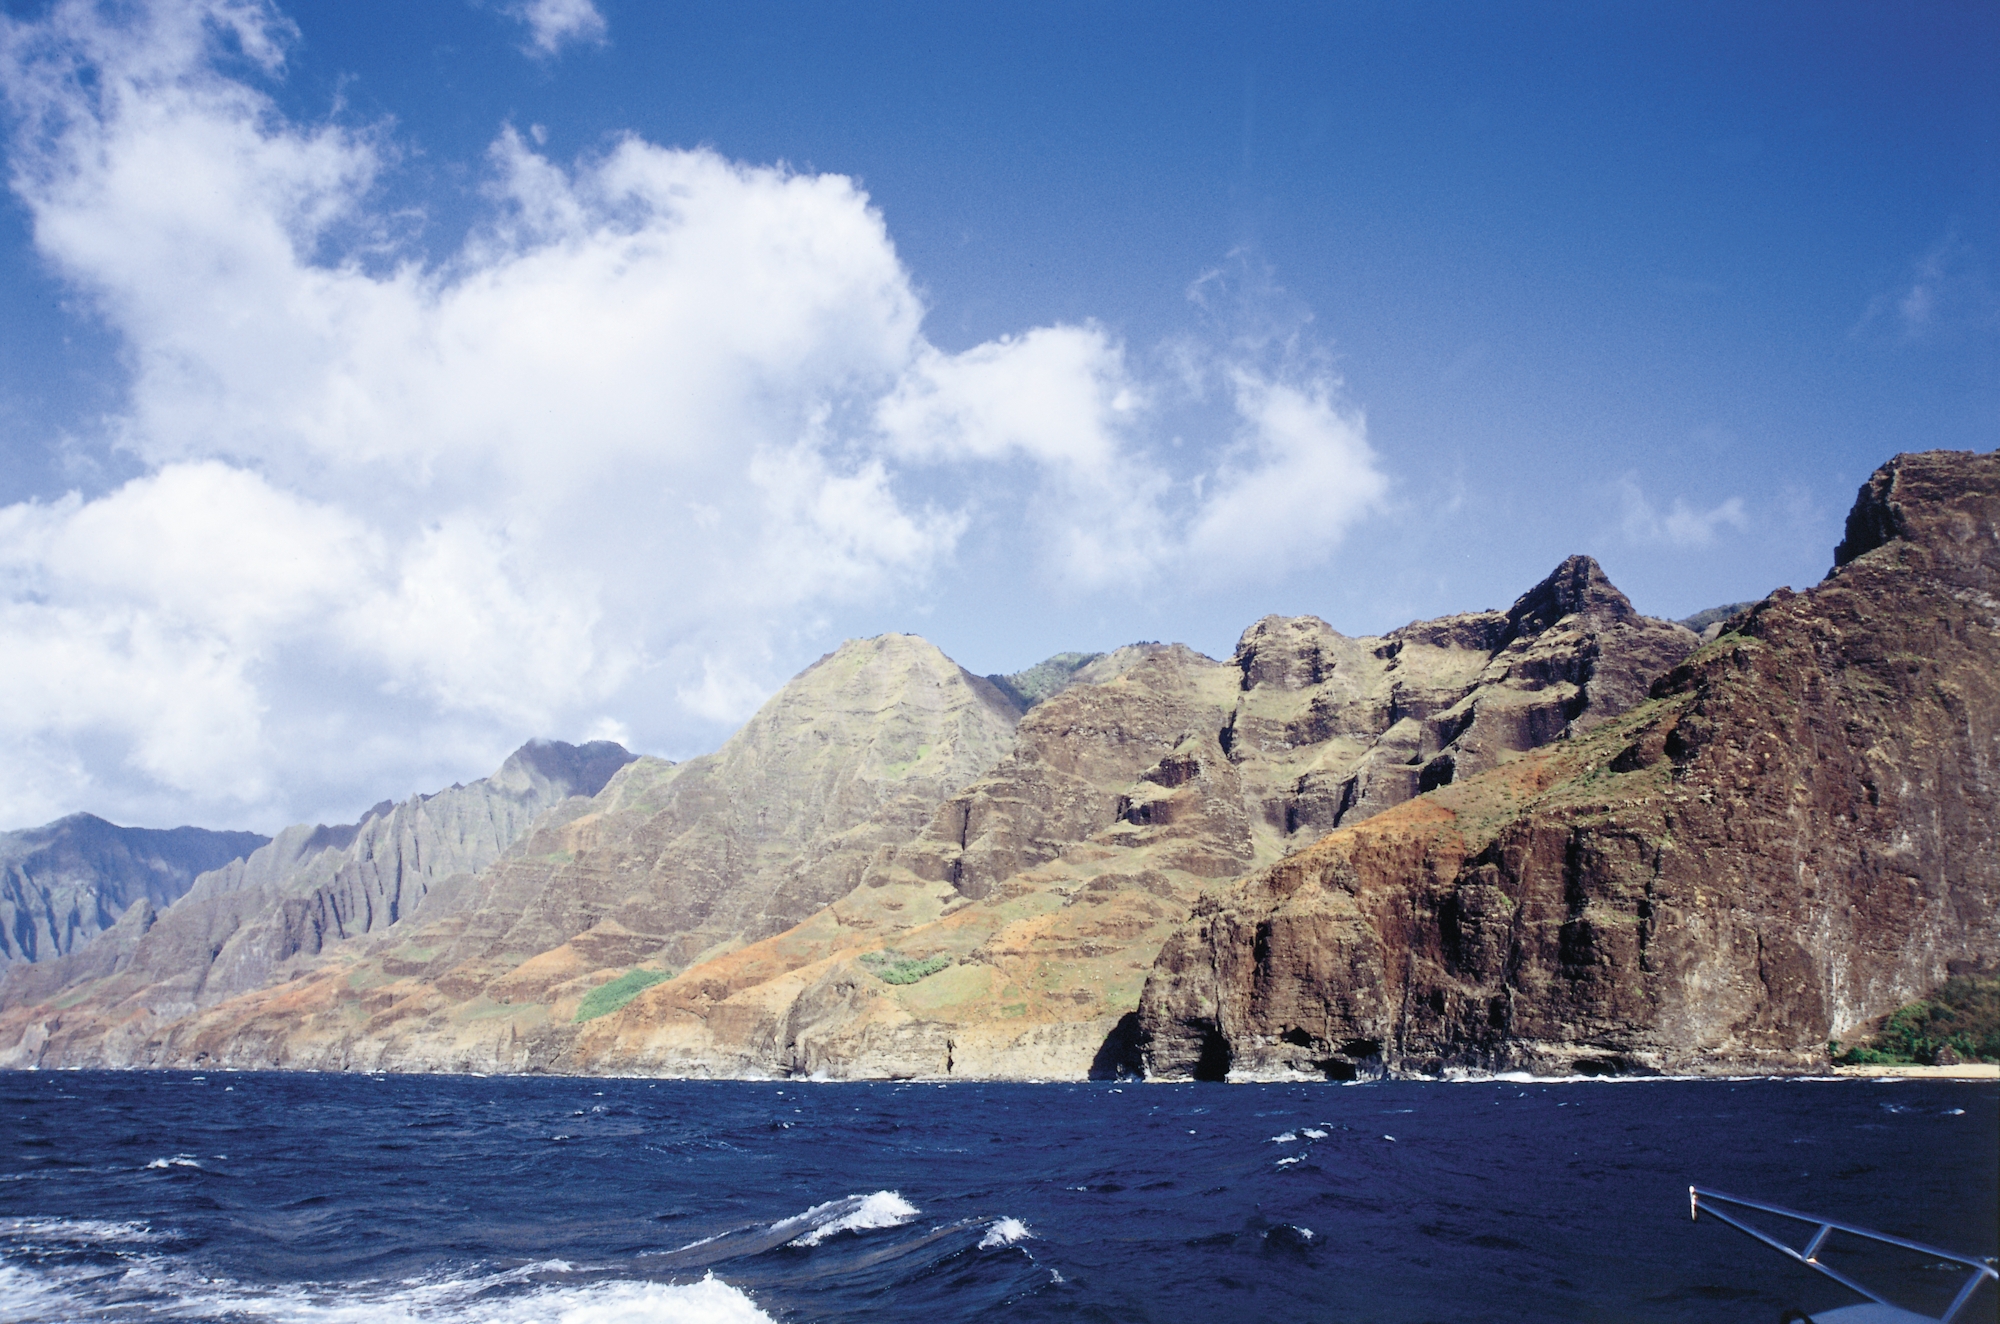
[1269,1131,1297,1143]
[785,1191,919,1247]
[979,1217,1033,1248]
[144,1155,202,1170]
[1302,1128,1327,1139]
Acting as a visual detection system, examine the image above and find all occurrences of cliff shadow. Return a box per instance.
[1088,1012,1144,1080]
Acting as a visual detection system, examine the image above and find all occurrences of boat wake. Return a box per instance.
[0,1192,1054,1323]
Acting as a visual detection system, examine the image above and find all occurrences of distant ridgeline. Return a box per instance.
[1,816,268,967]
[2,450,1994,1080]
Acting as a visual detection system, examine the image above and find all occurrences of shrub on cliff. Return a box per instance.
[1835,976,2000,1065]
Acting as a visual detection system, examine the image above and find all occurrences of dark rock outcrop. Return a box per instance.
[887,563,1695,913]
[1138,450,2000,1079]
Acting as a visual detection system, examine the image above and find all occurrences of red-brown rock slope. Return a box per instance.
[1137,450,2000,1079]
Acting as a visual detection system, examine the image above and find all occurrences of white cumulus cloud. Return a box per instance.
[0,0,1391,830]
[1184,371,1386,578]
[505,0,606,56]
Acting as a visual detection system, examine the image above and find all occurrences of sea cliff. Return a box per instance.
[2,450,1992,1079]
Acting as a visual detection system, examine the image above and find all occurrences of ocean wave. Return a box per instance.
[977,1218,1032,1249]
[785,1191,920,1247]
[144,1155,204,1170]
[1,1216,167,1244]
[651,1189,927,1270]
[1261,1223,1317,1253]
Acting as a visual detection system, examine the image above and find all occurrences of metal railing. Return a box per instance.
[1690,1186,1999,1324]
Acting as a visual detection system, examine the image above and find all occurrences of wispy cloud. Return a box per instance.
[1618,478,1748,549]
[1853,229,1998,343]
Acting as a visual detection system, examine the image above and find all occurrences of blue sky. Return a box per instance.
[0,0,1993,831]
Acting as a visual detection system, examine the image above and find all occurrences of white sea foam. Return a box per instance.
[1,1249,771,1324]
[1301,1128,1327,1139]
[784,1191,920,1247]
[2,1218,775,1323]
[0,1260,79,1323]
[1,1216,165,1244]
[978,1218,1033,1248]
[253,1273,774,1323]
[1269,1131,1297,1143]
[145,1154,204,1169]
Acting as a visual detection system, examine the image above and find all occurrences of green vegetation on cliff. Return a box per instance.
[1836,976,2000,1065]
[986,652,1103,709]
[861,950,951,985]
[575,968,673,1022]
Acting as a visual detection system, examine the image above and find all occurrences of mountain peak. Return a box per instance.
[1504,555,1634,641]
[1833,448,2000,580]
[492,739,639,801]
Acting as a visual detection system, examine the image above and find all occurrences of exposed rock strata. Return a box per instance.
[561,561,1696,1080]
[0,816,266,966]
[1137,450,2000,1079]
[0,560,1705,1078]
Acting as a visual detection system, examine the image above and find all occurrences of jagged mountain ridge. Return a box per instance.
[0,816,267,966]
[0,635,1027,1070]
[1135,449,2000,1080]
[564,555,1698,1079]
[9,449,1978,1085]
[0,740,635,1063]
[0,557,1697,1075]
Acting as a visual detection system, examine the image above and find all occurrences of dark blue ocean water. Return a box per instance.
[0,1072,1992,1324]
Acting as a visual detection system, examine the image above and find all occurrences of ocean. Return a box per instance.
[0,1072,1992,1323]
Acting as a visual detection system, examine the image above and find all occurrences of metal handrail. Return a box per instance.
[1690,1186,1999,1324]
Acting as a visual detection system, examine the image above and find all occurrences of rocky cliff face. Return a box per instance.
[1137,450,2000,1079]
[0,565,1695,1077]
[0,740,634,1064]
[0,817,266,966]
[563,559,1696,1081]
